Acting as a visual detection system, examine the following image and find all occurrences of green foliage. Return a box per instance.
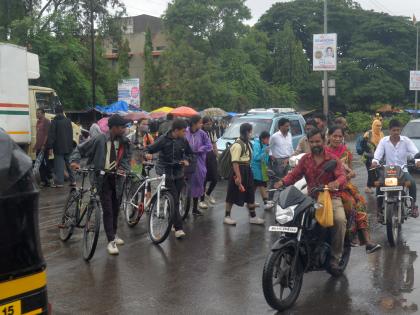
[382,112,412,129]
[346,111,372,133]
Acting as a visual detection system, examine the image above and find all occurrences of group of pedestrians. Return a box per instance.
[34,107,75,188]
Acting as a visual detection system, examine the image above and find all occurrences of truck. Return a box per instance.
[0,43,80,159]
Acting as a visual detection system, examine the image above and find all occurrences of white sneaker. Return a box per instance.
[223,216,237,225]
[107,241,119,255]
[114,236,124,245]
[206,195,216,205]
[255,202,261,207]
[199,201,208,209]
[250,217,265,225]
[263,203,274,210]
[175,230,186,239]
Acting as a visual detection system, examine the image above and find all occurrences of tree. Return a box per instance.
[118,38,130,78]
[271,21,309,88]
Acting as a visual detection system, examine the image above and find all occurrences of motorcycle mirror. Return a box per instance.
[414,152,420,159]
[323,160,337,173]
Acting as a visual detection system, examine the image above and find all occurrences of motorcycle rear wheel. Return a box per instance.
[262,245,303,311]
[326,238,352,277]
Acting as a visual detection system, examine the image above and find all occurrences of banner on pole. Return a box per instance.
[313,33,337,71]
[118,78,140,107]
[409,71,420,91]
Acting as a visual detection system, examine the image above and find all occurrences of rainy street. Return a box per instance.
[39,153,420,315]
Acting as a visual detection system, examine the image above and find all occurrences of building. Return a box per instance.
[103,14,168,83]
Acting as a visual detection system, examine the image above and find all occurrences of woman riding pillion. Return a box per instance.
[70,114,132,255]
[325,125,381,254]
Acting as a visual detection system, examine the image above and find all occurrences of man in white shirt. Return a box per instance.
[268,118,293,199]
[372,119,420,217]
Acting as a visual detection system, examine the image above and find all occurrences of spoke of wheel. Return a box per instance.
[279,285,285,300]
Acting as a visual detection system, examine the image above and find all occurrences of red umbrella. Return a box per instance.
[150,111,167,119]
[124,111,150,121]
[171,106,198,117]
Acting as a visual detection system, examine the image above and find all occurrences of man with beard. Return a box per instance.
[274,128,347,273]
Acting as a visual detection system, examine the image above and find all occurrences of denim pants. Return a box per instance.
[54,153,75,185]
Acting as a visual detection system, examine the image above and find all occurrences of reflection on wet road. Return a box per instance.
[38,156,420,314]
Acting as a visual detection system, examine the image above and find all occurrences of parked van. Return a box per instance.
[216,108,306,153]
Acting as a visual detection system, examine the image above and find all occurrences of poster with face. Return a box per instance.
[313,33,337,71]
[409,71,420,90]
[118,78,140,107]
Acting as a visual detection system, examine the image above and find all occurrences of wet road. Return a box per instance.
[39,155,420,314]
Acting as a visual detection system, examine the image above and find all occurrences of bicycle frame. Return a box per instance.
[126,173,167,216]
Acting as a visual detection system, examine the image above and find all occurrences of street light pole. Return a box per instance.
[90,0,96,111]
[323,0,329,120]
[416,22,419,112]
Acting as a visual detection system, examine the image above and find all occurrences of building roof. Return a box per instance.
[123,14,163,34]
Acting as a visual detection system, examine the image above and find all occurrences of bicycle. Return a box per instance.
[58,168,109,261]
[122,165,175,244]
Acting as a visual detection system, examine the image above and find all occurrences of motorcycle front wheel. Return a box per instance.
[262,245,303,311]
[386,203,401,247]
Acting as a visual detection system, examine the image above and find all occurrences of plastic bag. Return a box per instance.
[315,189,334,227]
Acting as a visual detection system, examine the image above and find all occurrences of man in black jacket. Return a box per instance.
[70,114,131,255]
[47,106,74,188]
[145,119,193,239]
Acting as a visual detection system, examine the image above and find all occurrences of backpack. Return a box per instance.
[356,131,371,155]
[218,140,248,179]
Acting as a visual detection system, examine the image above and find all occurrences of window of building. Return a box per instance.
[155,46,166,51]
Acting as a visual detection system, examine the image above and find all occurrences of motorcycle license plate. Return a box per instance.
[269,226,298,233]
[0,300,21,315]
[380,186,403,192]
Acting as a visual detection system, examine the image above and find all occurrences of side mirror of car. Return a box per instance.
[323,160,337,173]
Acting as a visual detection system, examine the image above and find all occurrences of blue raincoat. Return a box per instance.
[251,138,269,182]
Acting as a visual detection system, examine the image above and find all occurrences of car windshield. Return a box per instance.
[402,122,420,139]
[223,118,272,139]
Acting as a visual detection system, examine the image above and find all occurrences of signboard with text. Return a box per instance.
[409,71,420,91]
[313,33,337,71]
[118,78,140,107]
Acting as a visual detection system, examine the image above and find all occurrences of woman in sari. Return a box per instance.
[362,119,384,193]
[326,126,381,254]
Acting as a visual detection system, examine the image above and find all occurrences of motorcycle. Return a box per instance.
[372,156,420,246]
[262,160,351,312]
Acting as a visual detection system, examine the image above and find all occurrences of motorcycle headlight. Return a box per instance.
[276,204,297,225]
[385,177,398,187]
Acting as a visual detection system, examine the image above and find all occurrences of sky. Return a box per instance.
[122,0,420,24]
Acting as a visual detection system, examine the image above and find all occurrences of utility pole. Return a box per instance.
[90,0,96,117]
[323,0,329,120]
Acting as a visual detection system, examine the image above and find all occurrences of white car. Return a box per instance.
[402,119,420,152]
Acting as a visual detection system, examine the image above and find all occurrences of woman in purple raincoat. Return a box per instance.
[185,115,213,216]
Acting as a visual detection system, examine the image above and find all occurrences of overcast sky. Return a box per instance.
[122,0,420,24]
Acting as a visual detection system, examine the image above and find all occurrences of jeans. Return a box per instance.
[99,175,120,242]
[166,177,185,231]
[53,153,75,185]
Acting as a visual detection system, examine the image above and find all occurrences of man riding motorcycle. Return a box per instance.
[371,119,420,218]
[274,128,347,273]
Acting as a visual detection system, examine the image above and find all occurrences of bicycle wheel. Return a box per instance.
[82,198,101,261]
[124,178,144,227]
[59,188,79,242]
[147,190,175,244]
[179,185,190,220]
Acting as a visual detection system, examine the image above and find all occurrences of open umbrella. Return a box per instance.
[150,111,167,119]
[151,106,173,113]
[97,117,109,133]
[171,106,198,117]
[202,107,227,117]
[124,111,150,121]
